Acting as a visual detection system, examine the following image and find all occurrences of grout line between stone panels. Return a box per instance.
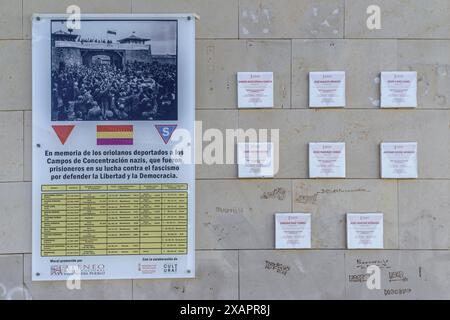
[0,38,25,41]
[397,180,401,250]
[193,178,450,181]
[344,37,450,41]
[194,249,450,252]
[21,0,24,40]
[0,110,32,113]
[1,249,450,256]
[232,37,450,41]
[7,37,450,41]
[22,111,25,182]
[197,108,450,111]
[289,38,293,109]
[237,249,240,300]
[22,253,26,297]
[2,178,450,184]
[343,251,347,298]
[237,0,240,40]
[20,0,24,39]
[0,252,31,256]
[0,181,32,184]
[290,179,293,212]
[342,0,347,39]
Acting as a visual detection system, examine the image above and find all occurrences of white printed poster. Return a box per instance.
[309,71,346,107]
[381,142,418,179]
[237,72,274,108]
[347,213,384,249]
[238,142,274,178]
[309,142,346,178]
[380,72,417,108]
[275,213,311,249]
[32,14,196,280]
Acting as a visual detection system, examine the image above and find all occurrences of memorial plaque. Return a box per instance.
[309,71,346,108]
[238,142,274,178]
[32,14,196,281]
[309,142,346,178]
[381,142,418,179]
[237,72,274,108]
[380,71,417,108]
[347,213,384,249]
[275,213,311,249]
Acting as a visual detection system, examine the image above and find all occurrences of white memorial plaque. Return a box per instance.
[309,142,346,178]
[238,142,274,178]
[381,142,418,179]
[380,71,417,108]
[275,213,311,249]
[237,72,274,108]
[309,71,346,107]
[347,213,384,249]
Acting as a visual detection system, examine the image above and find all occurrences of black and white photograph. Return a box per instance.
[51,20,178,121]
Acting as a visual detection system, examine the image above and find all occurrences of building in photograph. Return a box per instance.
[51,31,154,70]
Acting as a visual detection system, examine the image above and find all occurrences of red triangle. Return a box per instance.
[52,125,75,145]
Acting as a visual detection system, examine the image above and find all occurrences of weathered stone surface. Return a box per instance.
[238,109,450,179]
[293,179,398,249]
[399,180,450,249]
[0,255,26,300]
[398,40,450,109]
[345,0,450,39]
[197,40,291,109]
[133,250,238,299]
[24,111,32,182]
[196,110,238,179]
[133,0,238,39]
[0,183,32,254]
[0,112,23,181]
[240,250,345,299]
[0,0,22,39]
[239,0,344,39]
[197,180,291,249]
[292,39,397,108]
[345,250,450,300]
[0,42,31,111]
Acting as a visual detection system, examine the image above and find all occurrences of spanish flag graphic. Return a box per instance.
[96,125,133,145]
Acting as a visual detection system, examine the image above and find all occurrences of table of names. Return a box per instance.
[41,184,188,256]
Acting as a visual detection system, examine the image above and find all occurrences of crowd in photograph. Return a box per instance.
[51,60,177,121]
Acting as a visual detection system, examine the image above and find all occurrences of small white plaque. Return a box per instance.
[347,213,384,249]
[309,142,346,178]
[309,71,346,107]
[237,72,274,108]
[381,142,418,179]
[275,213,311,249]
[380,71,417,108]
[238,142,274,178]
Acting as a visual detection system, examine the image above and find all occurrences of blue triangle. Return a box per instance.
[155,125,177,144]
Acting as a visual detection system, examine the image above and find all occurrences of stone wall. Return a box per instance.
[0,0,449,300]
